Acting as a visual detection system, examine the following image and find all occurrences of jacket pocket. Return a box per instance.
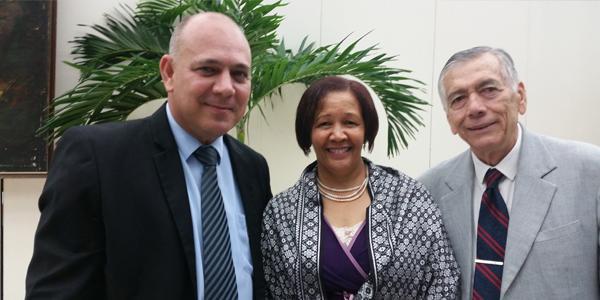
[535,220,581,242]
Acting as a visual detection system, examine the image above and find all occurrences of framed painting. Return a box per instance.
[0,0,56,174]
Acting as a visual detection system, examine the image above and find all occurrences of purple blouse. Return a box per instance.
[320,216,370,299]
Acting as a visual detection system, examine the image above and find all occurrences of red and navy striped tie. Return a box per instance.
[194,145,238,299]
[473,168,508,300]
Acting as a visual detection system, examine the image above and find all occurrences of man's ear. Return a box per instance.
[517,81,527,115]
[159,54,175,93]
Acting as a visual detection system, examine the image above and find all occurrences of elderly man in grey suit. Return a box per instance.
[419,46,600,299]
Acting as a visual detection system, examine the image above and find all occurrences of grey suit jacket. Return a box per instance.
[419,127,600,299]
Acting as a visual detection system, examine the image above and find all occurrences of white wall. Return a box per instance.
[2,178,44,300]
[3,0,600,298]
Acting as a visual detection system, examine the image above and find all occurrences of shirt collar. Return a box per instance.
[166,103,225,162]
[472,123,522,184]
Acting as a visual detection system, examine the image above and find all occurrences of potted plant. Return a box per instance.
[39,0,427,156]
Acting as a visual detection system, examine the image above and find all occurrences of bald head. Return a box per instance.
[168,12,250,59]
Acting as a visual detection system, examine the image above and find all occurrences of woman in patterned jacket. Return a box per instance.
[261,76,460,299]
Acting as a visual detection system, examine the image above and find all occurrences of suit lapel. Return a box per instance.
[440,151,476,297]
[149,105,197,290]
[501,129,557,295]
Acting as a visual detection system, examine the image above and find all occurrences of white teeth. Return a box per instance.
[328,147,350,153]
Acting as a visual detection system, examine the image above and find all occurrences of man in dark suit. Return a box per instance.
[26,12,272,299]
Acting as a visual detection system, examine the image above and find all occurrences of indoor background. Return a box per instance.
[3,0,599,298]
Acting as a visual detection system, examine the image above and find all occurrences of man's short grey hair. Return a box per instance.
[437,46,520,111]
[168,15,195,58]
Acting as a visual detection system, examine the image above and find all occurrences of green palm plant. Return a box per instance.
[39,0,427,156]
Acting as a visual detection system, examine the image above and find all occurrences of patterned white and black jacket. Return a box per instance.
[262,160,460,299]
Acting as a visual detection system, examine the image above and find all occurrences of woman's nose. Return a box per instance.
[329,124,346,141]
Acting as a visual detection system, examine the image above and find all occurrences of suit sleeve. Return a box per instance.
[25,127,106,299]
[260,153,273,201]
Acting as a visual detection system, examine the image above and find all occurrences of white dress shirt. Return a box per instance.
[470,124,523,274]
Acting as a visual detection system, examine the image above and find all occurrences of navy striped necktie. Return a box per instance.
[193,145,238,299]
[473,168,508,300]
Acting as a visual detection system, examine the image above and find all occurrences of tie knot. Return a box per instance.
[484,168,504,188]
[193,145,220,167]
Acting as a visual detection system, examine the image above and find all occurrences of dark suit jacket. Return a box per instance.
[26,106,273,299]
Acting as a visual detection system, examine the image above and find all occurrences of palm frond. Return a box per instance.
[72,5,169,76]
[40,57,164,140]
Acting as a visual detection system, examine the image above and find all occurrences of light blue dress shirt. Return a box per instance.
[166,105,253,299]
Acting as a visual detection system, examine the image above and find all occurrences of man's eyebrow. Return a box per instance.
[476,78,502,89]
[446,78,503,99]
[191,59,249,70]
[191,58,220,66]
[446,88,466,101]
[231,63,250,71]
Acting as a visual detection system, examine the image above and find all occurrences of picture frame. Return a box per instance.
[0,0,56,174]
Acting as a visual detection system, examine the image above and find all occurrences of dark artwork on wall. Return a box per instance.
[0,0,55,173]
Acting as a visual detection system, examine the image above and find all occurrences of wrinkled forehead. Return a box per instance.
[442,54,505,91]
[177,26,251,67]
